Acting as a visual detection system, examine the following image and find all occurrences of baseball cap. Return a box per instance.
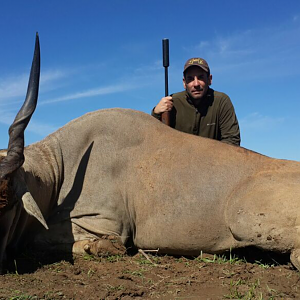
[183,58,210,74]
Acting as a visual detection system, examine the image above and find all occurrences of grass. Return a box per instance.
[135,254,161,265]
[224,278,262,299]
[122,267,147,278]
[104,284,125,292]
[87,268,96,277]
[254,260,275,269]
[83,253,124,263]
[223,278,287,299]
[7,290,65,300]
[7,291,38,300]
[222,269,236,277]
[13,260,19,275]
[83,253,97,261]
[47,261,65,273]
[2,248,295,299]
[106,254,124,263]
[194,250,246,265]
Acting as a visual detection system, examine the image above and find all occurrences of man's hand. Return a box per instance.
[154,96,173,114]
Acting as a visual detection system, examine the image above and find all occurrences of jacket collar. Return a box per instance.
[185,87,213,108]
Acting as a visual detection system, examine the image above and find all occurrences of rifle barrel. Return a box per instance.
[162,39,170,126]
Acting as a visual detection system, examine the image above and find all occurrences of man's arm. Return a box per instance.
[219,95,241,146]
[151,96,173,120]
[151,108,162,120]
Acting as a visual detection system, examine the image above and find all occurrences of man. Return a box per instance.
[152,58,240,146]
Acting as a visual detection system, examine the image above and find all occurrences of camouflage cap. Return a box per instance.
[183,58,210,74]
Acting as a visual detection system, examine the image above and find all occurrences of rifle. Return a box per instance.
[161,38,170,126]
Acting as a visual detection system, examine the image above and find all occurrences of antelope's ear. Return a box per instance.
[22,192,48,230]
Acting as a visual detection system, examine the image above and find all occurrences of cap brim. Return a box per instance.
[183,64,209,73]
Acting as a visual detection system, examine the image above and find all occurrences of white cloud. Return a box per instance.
[27,120,57,136]
[240,112,284,131]
[40,83,134,105]
[133,59,162,75]
[0,56,163,112]
[0,109,56,137]
[0,74,29,99]
[0,111,16,126]
[0,69,69,101]
[195,41,210,50]
[41,69,69,84]
[186,22,300,79]
[40,59,163,105]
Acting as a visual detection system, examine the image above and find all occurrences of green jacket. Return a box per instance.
[151,88,241,146]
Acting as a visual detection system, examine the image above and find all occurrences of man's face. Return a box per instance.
[183,66,212,102]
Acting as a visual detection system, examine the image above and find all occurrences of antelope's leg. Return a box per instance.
[290,249,300,271]
[72,235,126,256]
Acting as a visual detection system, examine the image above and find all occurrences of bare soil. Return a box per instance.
[0,247,299,299]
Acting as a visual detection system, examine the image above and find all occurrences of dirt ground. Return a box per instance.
[0,247,299,300]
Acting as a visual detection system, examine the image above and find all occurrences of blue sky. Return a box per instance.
[1,1,300,160]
